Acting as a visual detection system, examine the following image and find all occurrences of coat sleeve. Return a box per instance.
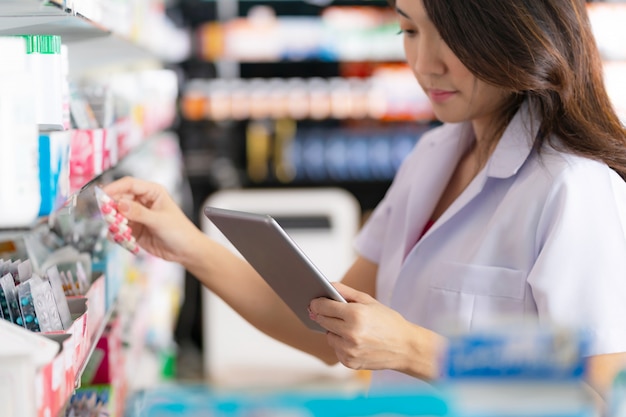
[528,158,626,356]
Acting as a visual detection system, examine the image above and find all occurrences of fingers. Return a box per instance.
[103,176,163,206]
[100,177,168,242]
[116,198,159,228]
[309,284,377,335]
[308,296,353,336]
[309,283,374,321]
[332,282,375,304]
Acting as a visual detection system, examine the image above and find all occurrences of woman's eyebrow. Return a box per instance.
[396,6,411,20]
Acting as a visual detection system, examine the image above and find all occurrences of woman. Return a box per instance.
[105,0,626,398]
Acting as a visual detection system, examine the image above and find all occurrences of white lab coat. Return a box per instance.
[354,102,626,388]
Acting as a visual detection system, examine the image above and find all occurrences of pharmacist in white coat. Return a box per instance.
[104,0,626,399]
[354,99,626,390]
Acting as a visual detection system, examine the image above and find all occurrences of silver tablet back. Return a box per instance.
[204,206,346,332]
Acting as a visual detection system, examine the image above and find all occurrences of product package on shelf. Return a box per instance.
[196,5,403,62]
[63,68,180,193]
[0,261,115,415]
[0,36,41,229]
[0,317,61,417]
[439,322,596,417]
[22,34,66,131]
[39,130,71,217]
[0,265,97,417]
[69,128,105,194]
[0,174,144,416]
[67,385,121,417]
[74,314,128,417]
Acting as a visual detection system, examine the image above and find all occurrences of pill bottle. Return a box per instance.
[0,37,41,227]
[23,34,64,131]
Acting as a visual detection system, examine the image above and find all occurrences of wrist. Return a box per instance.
[401,325,447,381]
[177,227,212,272]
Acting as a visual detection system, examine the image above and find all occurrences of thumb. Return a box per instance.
[116,198,156,227]
[333,282,375,304]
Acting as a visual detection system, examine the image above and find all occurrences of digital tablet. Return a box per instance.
[203,206,347,333]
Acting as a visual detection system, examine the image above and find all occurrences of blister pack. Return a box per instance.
[0,273,24,325]
[16,280,41,332]
[94,186,139,255]
[29,275,64,332]
[45,266,73,329]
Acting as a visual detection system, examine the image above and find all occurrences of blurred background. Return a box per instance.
[1,0,626,416]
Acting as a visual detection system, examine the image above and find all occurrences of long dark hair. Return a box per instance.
[401,0,626,179]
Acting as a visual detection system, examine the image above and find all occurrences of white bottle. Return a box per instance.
[61,44,71,130]
[23,35,64,131]
[0,37,41,228]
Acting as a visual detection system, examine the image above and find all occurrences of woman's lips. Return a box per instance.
[428,89,456,103]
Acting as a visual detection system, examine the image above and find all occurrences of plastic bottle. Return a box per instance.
[0,37,41,228]
[23,35,64,131]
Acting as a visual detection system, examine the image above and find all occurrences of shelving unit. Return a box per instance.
[0,1,189,416]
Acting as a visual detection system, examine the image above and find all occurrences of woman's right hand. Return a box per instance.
[103,176,206,265]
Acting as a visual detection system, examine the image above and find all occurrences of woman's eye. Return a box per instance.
[397,28,417,37]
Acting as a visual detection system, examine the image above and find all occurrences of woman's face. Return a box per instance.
[396,0,509,133]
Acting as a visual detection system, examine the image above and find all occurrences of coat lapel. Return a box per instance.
[401,122,475,259]
[416,101,538,244]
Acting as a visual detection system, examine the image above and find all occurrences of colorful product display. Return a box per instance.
[0,261,71,333]
[245,121,437,184]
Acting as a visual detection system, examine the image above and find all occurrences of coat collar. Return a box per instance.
[421,100,540,180]
[485,100,540,179]
[406,101,540,250]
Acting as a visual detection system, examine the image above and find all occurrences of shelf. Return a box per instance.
[0,0,190,76]
[0,1,109,43]
[195,5,402,63]
[0,273,107,417]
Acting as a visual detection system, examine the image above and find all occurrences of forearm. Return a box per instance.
[586,353,626,401]
[181,231,338,364]
[398,324,447,381]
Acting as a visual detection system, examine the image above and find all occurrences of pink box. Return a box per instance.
[69,129,104,193]
[37,275,107,417]
[85,274,106,343]
[38,334,72,417]
[115,116,143,159]
[102,125,119,171]
[66,297,88,373]
[42,298,87,388]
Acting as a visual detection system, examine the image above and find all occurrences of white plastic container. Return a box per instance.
[0,37,41,228]
[23,35,64,131]
[61,44,71,130]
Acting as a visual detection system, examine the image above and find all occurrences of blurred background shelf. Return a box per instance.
[0,0,191,76]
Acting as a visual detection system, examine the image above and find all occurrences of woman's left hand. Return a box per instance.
[308,282,444,380]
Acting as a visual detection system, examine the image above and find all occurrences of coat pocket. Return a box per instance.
[426,262,527,332]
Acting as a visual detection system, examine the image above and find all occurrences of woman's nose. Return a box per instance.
[412,38,446,76]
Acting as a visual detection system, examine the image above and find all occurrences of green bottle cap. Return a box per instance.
[22,35,62,54]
